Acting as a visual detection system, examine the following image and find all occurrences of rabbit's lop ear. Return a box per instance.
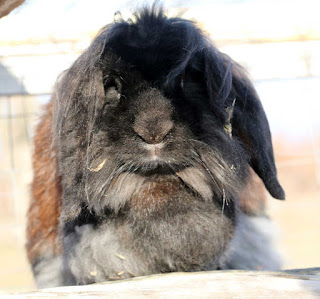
[231,66,285,200]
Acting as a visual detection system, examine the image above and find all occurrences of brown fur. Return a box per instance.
[26,98,62,264]
[131,176,193,213]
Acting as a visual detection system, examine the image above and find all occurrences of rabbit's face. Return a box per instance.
[96,87,193,170]
[65,60,250,221]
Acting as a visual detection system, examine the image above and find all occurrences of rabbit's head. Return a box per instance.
[54,53,249,224]
[53,5,285,225]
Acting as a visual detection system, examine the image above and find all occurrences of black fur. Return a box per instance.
[50,4,284,285]
[100,5,285,199]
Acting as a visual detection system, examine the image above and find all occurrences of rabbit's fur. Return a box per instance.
[27,5,284,287]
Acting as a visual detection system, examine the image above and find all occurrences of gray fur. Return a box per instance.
[63,224,154,284]
[63,188,235,285]
[225,212,283,271]
[33,255,64,288]
[33,212,282,287]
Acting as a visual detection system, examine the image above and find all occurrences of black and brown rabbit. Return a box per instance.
[26,5,284,288]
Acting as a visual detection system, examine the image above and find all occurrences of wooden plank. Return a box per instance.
[2,268,320,298]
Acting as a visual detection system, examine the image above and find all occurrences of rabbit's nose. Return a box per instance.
[133,119,173,144]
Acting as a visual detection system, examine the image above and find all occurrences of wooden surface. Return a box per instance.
[2,268,320,298]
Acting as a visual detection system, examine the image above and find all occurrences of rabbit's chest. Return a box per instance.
[130,175,198,215]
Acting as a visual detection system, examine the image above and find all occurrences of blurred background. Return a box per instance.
[0,0,319,291]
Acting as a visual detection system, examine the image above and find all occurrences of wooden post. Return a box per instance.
[2,268,320,298]
[0,0,25,18]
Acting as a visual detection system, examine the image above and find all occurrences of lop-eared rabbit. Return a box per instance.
[27,5,284,288]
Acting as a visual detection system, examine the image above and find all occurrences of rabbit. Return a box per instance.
[26,4,284,288]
